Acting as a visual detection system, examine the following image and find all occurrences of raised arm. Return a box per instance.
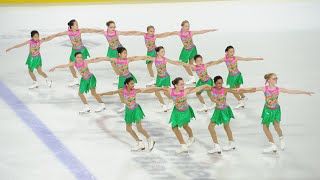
[206,58,225,67]
[99,89,122,96]
[280,88,314,96]
[6,40,29,52]
[118,31,145,36]
[80,28,104,34]
[237,56,263,61]
[49,62,74,72]
[191,29,218,35]
[128,56,150,62]
[166,58,189,66]
[186,84,211,94]
[155,31,176,38]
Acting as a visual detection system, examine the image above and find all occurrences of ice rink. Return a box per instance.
[1,1,320,179]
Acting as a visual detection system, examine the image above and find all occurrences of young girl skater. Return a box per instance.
[49,52,106,114]
[162,77,211,153]
[99,77,164,151]
[146,46,189,112]
[237,73,314,153]
[171,20,218,85]
[189,54,225,112]
[222,45,263,109]
[97,47,149,113]
[201,76,255,154]
[6,30,52,89]
[100,20,153,85]
[45,19,103,86]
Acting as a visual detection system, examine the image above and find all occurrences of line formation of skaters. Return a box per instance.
[5,19,314,154]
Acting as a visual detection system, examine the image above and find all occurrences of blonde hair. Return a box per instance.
[264,73,276,80]
[147,25,154,31]
[181,20,189,26]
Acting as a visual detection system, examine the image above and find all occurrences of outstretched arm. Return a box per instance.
[99,89,122,96]
[86,57,112,64]
[191,29,218,35]
[227,87,257,94]
[237,56,263,61]
[166,58,189,66]
[136,87,165,93]
[280,88,314,96]
[156,31,176,38]
[128,56,150,62]
[118,31,145,36]
[206,58,225,67]
[186,84,211,94]
[6,40,29,52]
[42,31,68,42]
[80,28,104,34]
[49,62,74,72]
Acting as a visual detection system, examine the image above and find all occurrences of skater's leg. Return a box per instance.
[263,124,274,143]
[78,92,88,104]
[223,123,234,141]
[208,122,219,144]
[147,61,154,78]
[136,121,150,138]
[69,60,78,78]
[126,123,140,141]
[90,88,103,103]
[273,121,283,137]
[155,91,165,105]
[182,124,193,138]
[172,126,186,144]
[36,66,48,78]
[28,69,37,81]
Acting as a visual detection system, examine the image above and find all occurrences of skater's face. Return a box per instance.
[147,28,155,36]
[175,80,185,90]
[71,21,79,30]
[215,79,223,88]
[75,54,83,62]
[32,33,39,41]
[195,57,203,65]
[226,48,235,56]
[118,50,127,59]
[157,48,165,57]
[108,23,116,32]
[126,80,135,89]
[182,23,190,31]
[268,75,278,85]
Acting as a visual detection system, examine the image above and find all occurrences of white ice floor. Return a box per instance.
[1,1,320,180]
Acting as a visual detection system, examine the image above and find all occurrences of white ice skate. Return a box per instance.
[131,141,145,151]
[167,101,174,110]
[79,106,90,115]
[222,141,236,151]
[113,76,119,85]
[147,137,155,152]
[263,142,277,153]
[197,104,208,112]
[68,78,79,87]
[187,137,195,147]
[185,76,196,85]
[95,103,106,113]
[176,144,188,154]
[162,104,168,112]
[208,143,222,154]
[146,78,156,87]
[46,79,52,88]
[234,100,245,109]
[279,136,285,150]
[241,96,248,101]
[207,102,216,110]
[117,104,126,113]
[29,81,39,89]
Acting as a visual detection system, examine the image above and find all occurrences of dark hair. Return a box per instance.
[117,47,126,54]
[31,30,39,37]
[181,20,189,26]
[147,25,155,31]
[213,76,223,83]
[124,77,134,85]
[172,77,183,86]
[74,52,82,57]
[155,46,164,53]
[194,54,202,61]
[106,20,115,27]
[68,19,76,29]
[225,46,234,52]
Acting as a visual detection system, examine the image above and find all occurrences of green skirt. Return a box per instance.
[118,73,137,89]
[107,47,119,58]
[26,55,42,71]
[179,47,198,63]
[156,75,171,87]
[146,50,156,64]
[196,78,213,93]
[261,106,281,127]
[211,106,235,125]
[125,104,145,124]
[70,47,90,62]
[79,75,96,93]
[226,73,244,88]
[169,106,196,128]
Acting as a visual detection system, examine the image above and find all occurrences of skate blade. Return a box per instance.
[222,147,236,151]
[234,106,245,110]
[95,108,106,113]
[208,151,222,155]
[79,111,90,115]
[149,142,155,152]
[131,148,145,152]
[29,86,39,89]
[176,151,188,154]
[69,84,79,87]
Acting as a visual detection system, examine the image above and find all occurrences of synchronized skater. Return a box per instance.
[5,19,315,154]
